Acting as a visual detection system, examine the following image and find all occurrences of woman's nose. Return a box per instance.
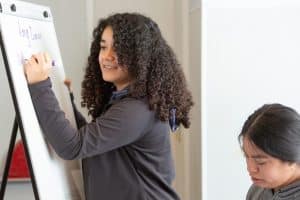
[104,48,115,61]
[246,159,258,173]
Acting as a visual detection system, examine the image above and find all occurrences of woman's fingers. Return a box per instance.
[44,52,50,64]
[24,52,52,84]
[31,52,51,67]
[32,53,44,65]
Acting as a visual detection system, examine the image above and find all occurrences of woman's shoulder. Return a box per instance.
[277,180,300,198]
[107,96,153,119]
[118,96,149,110]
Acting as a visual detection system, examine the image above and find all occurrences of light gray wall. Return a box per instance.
[189,6,201,200]
[190,0,201,11]
[92,0,176,50]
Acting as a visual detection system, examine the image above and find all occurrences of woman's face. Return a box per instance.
[243,137,300,190]
[98,26,131,91]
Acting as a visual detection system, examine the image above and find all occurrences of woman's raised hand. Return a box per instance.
[24,52,52,84]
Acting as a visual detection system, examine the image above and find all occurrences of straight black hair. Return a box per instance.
[238,103,300,162]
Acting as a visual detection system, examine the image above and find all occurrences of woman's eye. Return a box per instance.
[257,162,266,166]
[100,46,106,50]
[255,160,266,165]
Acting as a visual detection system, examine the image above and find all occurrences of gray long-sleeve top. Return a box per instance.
[246,181,300,200]
[28,78,179,200]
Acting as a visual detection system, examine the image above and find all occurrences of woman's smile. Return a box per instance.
[102,64,118,69]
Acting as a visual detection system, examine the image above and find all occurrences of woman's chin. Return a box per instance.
[101,75,115,83]
[251,178,268,188]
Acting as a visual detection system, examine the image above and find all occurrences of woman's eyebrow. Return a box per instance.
[241,148,268,158]
[252,155,268,159]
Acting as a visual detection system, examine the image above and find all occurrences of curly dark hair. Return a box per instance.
[81,13,193,128]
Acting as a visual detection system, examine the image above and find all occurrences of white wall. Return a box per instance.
[202,0,300,199]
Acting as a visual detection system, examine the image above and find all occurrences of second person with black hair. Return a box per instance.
[239,103,300,199]
[24,13,193,200]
